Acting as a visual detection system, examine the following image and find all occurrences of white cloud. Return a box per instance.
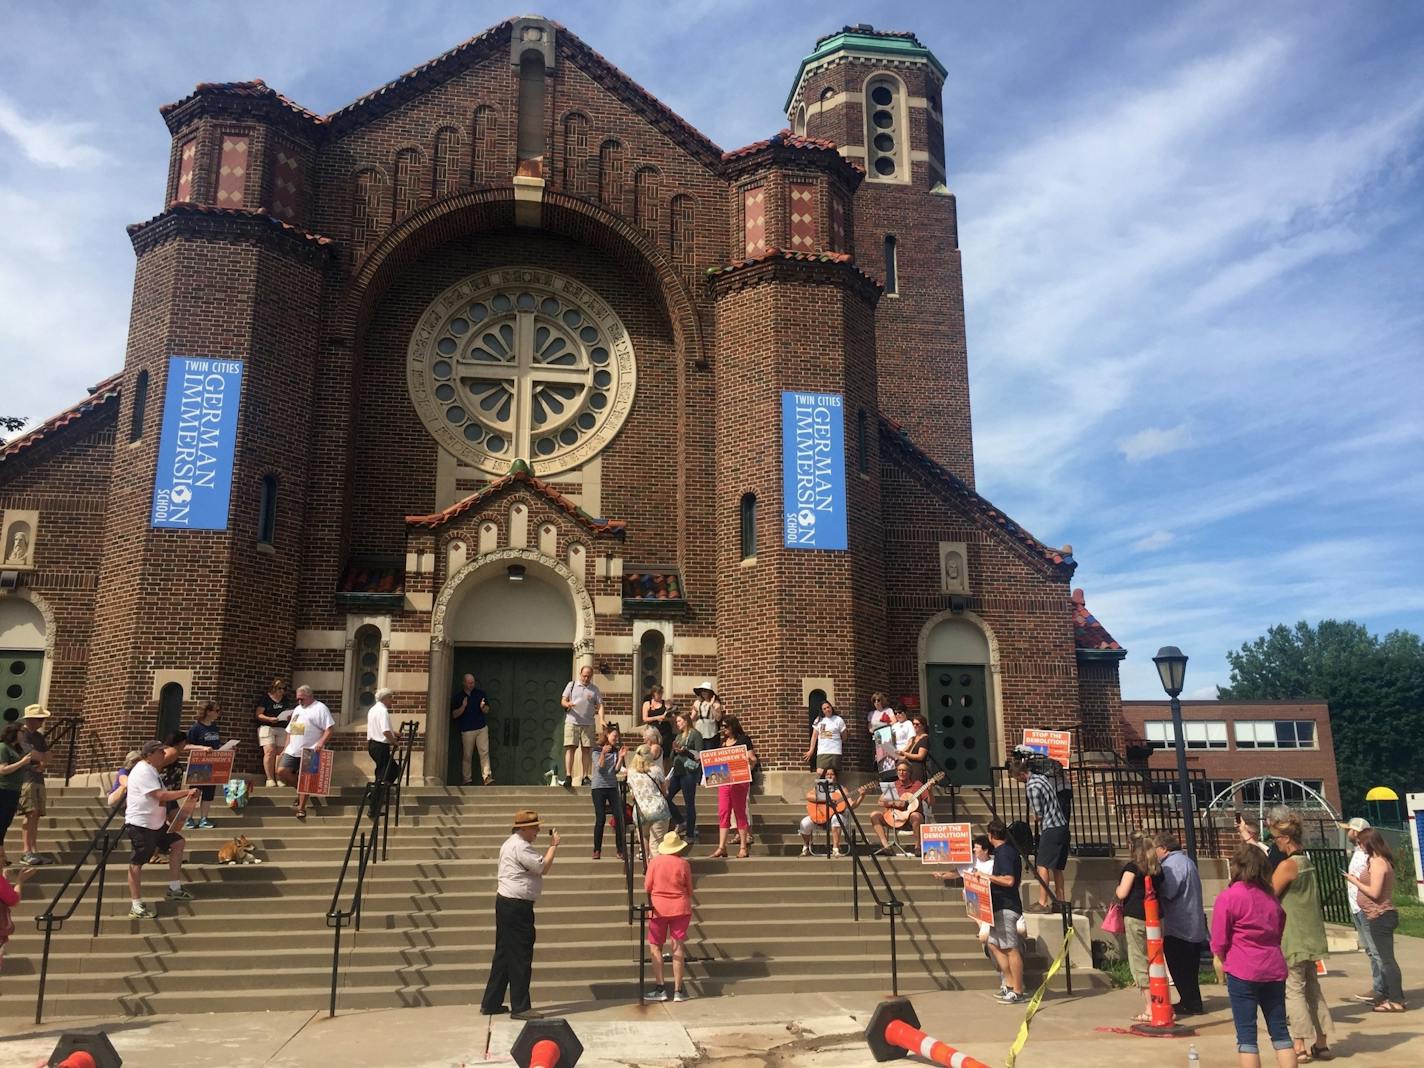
[1133,530,1177,552]
[0,95,108,168]
[1119,425,1191,463]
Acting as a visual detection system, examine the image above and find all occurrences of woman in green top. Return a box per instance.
[1270,813,1335,1062]
[666,711,702,844]
[0,723,36,868]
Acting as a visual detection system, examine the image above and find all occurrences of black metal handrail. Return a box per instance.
[33,799,124,1023]
[827,779,906,995]
[622,780,636,924]
[324,777,392,1017]
[397,718,418,791]
[43,715,83,787]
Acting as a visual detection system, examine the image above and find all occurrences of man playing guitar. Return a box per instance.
[871,762,943,855]
[797,767,872,857]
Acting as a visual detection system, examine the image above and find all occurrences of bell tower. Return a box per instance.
[786,26,974,485]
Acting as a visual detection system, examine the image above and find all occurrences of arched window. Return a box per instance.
[864,75,906,181]
[157,681,185,740]
[257,475,278,546]
[857,408,870,473]
[517,51,546,162]
[884,235,898,296]
[806,688,828,771]
[794,104,807,136]
[637,630,664,701]
[739,493,757,561]
[351,624,381,721]
[129,369,148,443]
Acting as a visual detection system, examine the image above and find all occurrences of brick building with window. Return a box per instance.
[0,18,1127,786]
[1121,699,1340,812]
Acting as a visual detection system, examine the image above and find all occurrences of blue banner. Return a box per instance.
[781,391,848,551]
[150,356,244,530]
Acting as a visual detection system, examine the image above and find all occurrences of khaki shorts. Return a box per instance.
[563,720,596,748]
[816,753,842,772]
[18,779,47,817]
[258,725,287,748]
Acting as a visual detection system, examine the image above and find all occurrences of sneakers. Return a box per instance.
[197,818,215,829]
[129,902,157,919]
[19,852,47,865]
[831,847,846,857]
[998,983,1009,998]
[643,985,669,1002]
[265,779,277,787]
[580,776,592,786]
[800,845,812,857]
[557,777,572,788]
[998,990,1027,1004]
[185,819,199,830]
[673,988,691,1003]
[165,886,193,900]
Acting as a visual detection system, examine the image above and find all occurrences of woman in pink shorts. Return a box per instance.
[643,830,694,1002]
[708,715,758,859]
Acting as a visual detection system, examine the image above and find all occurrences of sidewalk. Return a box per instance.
[4,939,1422,1065]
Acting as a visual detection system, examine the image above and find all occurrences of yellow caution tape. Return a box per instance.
[1004,927,1082,1067]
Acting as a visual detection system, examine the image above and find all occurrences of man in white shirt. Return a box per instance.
[481,809,560,1020]
[124,740,199,918]
[804,700,847,777]
[275,684,334,820]
[366,686,399,818]
[1342,816,1385,1004]
[890,706,916,760]
[559,665,603,787]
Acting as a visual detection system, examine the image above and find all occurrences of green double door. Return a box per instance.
[926,663,992,786]
[449,647,571,785]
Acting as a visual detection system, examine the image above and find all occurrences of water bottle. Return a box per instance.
[1187,1044,1199,1064]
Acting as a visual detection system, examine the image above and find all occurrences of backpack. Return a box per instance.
[224,778,249,811]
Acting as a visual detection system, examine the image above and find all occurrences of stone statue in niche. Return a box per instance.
[1,512,37,570]
[939,541,969,594]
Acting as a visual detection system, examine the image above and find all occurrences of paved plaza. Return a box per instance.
[4,935,1422,1066]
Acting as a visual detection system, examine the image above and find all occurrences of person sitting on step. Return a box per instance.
[871,760,926,855]
[798,766,868,856]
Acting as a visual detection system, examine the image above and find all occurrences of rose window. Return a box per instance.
[408,271,636,476]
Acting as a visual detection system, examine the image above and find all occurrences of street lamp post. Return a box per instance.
[1153,646,1196,860]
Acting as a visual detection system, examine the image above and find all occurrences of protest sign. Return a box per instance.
[297,748,334,796]
[183,748,235,787]
[962,870,993,924]
[699,745,752,787]
[920,823,974,865]
[1021,728,1072,767]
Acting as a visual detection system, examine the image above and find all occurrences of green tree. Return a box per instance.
[1218,620,1424,814]
[0,415,24,444]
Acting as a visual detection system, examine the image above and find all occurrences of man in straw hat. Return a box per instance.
[643,829,695,1002]
[17,704,51,865]
[481,808,561,1020]
[690,681,723,743]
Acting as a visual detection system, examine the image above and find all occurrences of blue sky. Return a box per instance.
[2,1,1421,698]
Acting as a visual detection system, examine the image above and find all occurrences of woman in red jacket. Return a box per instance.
[643,830,694,1003]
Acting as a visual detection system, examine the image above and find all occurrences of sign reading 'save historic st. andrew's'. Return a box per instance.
[781,391,848,551]
[150,356,244,530]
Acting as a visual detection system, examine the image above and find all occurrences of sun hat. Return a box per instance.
[1338,817,1371,833]
[692,681,718,699]
[512,809,541,829]
[657,830,691,855]
[22,703,51,719]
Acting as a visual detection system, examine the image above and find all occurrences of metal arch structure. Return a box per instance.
[1207,775,1342,823]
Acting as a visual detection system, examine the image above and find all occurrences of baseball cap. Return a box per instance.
[1338,817,1371,833]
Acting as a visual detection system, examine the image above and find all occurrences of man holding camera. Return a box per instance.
[481,809,560,1021]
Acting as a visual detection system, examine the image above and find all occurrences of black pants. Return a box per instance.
[1163,934,1205,1011]
[591,787,625,855]
[482,895,536,1014]
[367,740,398,818]
[0,788,20,845]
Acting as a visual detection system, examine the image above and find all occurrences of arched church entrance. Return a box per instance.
[442,556,578,785]
[920,614,999,787]
[0,595,47,724]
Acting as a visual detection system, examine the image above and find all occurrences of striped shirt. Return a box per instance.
[1025,772,1067,829]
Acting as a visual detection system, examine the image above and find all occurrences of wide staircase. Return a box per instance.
[2,780,1053,1019]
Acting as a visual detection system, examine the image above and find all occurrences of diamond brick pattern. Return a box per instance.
[829,191,846,252]
[788,182,818,250]
[268,146,306,222]
[174,138,197,205]
[743,186,766,256]
[215,135,249,207]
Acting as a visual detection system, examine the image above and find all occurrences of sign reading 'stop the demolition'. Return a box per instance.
[151,356,244,530]
[781,391,848,551]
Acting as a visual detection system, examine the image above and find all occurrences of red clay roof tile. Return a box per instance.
[1072,588,1125,652]
[0,372,122,464]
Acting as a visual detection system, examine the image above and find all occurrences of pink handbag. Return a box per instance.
[1101,902,1125,935]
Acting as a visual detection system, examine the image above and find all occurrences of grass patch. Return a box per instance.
[1097,953,1216,989]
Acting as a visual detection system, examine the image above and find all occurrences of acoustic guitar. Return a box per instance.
[806,782,875,824]
[885,771,946,828]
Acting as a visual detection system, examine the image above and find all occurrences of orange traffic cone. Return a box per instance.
[1130,874,1194,1037]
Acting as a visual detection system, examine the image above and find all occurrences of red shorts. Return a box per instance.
[647,912,691,945]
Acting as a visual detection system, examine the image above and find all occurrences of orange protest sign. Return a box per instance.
[700,744,752,787]
[920,823,974,865]
[962,870,993,924]
[1022,728,1072,767]
[297,748,334,796]
[183,749,235,787]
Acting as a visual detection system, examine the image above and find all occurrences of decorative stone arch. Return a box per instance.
[916,608,1006,772]
[339,186,706,370]
[423,545,595,783]
[0,587,56,710]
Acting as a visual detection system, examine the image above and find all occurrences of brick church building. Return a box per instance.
[0,18,1126,786]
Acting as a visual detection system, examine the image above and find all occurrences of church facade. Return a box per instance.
[0,18,1125,785]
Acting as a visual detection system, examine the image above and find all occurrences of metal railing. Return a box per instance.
[397,718,418,790]
[1309,846,1353,926]
[43,715,83,787]
[988,760,1220,858]
[33,800,124,1023]
[324,777,394,1017]
[826,779,906,995]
